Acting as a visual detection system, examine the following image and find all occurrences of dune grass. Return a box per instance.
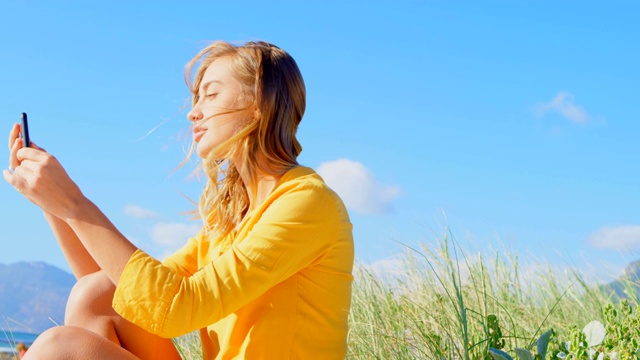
[174,331,202,359]
[346,232,629,359]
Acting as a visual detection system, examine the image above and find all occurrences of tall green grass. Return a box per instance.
[174,331,202,359]
[346,232,623,359]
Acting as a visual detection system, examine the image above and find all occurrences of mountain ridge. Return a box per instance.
[0,261,75,333]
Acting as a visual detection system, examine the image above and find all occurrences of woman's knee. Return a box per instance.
[24,326,84,359]
[23,326,137,360]
[65,270,116,323]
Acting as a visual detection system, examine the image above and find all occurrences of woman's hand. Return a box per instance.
[5,123,136,283]
[3,123,86,221]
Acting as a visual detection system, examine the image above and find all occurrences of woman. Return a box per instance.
[4,40,354,359]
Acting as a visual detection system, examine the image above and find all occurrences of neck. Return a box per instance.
[248,174,281,210]
[234,160,287,211]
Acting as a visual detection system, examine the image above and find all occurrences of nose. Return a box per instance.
[187,105,203,122]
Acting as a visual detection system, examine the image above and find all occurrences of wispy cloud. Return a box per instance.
[150,222,200,249]
[589,225,640,251]
[362,249,619,293]
[365,255,409,280]
[317,159,401,215]
[534,92,592,124]
[123,205,161,220]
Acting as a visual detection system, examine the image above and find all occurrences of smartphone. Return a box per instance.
[20,112,31,148]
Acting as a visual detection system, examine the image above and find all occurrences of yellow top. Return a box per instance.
[112,166,354,359]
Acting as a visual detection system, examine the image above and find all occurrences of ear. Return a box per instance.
[252,105,262,123]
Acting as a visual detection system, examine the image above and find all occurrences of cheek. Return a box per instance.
[215,115,246,138]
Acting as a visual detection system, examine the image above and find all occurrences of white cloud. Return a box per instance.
[317,159,401,215]
[150,222,201,248]
[123,205,160,220]
[365,255,408,280]
[534,92,591,124]
[362,249,618,294]
[589,225,640,251]
[516,259,620,287]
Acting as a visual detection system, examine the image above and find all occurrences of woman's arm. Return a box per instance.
[4,126,136,285]
[63,197,138,285]
[43,211,101,279]
[5,124,116,279]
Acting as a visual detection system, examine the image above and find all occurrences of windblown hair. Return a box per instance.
[184,40,306,239]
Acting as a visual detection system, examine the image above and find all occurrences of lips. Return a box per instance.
[193,127,206,142]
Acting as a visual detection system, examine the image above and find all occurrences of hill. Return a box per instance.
[0,262,75,333]
[598,259,640,299]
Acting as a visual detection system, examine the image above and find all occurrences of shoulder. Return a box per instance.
[270,166,348,219]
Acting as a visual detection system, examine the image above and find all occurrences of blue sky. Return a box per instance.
[1,1,638,283]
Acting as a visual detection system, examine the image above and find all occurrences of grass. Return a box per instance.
[346,231,623,359]
[174,331,202,359]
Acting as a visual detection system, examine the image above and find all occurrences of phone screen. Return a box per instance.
[20,112,30,148]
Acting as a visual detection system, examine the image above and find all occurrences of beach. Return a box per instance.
[0,353,16,360]
[0,346,18,360]
[0,331,37,360]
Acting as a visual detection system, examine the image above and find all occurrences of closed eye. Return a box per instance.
[206,93,219,99]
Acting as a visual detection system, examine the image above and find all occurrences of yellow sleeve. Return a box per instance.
[162,232,201,277]
[112,184,341,338]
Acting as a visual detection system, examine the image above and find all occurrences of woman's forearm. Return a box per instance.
[44,211,101,279]
[64,198,138,285]
[6,137,139,284]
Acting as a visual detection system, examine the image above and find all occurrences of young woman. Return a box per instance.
[4,40,354,359]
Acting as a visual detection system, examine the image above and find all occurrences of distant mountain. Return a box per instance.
[601,259,640,299]
[0,262,75,333]
[623,259,640,280]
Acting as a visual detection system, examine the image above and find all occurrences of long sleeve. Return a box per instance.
[112,182,342,338]
[162,232,202,277]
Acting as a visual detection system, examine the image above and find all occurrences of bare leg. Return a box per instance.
[64,271,121,344]
[22,326,140,360]
[28,271,181,360]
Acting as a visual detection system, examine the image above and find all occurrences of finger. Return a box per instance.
[2,169,12,184]
[11,165,36,194]
[14,159,40,176]
[9,138,22,170]
[16,146,51,163]
[3,168,25,192]
[8,123,20,151]
[4,168,30,198]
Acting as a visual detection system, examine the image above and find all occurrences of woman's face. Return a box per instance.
[187,56,252,159]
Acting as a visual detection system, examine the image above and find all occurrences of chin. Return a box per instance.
[196,146,225,163]
[196,144,210,159]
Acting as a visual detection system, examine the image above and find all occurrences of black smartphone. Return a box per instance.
[20,112,31,148]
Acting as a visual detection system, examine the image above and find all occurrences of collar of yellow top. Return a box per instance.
[273,165,314,189]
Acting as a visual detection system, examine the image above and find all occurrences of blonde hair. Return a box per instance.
[184,40,306,239]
